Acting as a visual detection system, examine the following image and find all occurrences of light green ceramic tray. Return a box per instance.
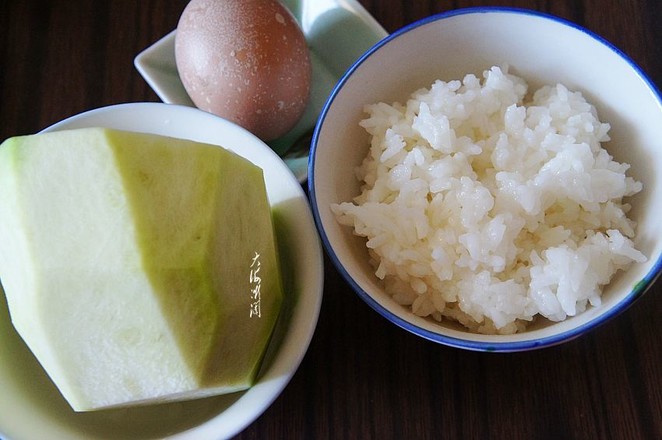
[134,0,388,182]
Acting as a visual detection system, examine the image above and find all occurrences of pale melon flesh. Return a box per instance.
[0,127,283,411]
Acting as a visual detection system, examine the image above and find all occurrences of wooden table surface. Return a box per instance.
[1,1,661,439]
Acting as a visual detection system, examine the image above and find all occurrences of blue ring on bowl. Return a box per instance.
[309,6,662,351]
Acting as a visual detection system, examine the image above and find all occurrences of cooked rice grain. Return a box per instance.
[332,66,646,334]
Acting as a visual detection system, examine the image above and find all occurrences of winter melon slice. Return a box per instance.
[0,127,283,411]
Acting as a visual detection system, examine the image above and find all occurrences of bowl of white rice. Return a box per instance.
[308,7,662,351]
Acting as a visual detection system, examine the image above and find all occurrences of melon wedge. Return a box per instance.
[0,127,283,411]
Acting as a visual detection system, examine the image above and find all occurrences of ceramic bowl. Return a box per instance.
[0,103,324,439]
[309,7,662,351]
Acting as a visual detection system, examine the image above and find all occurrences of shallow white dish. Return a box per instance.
[0,102,324,439]
[134,0,388,183]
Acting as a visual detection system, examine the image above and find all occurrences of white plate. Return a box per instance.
[0,102,324,440]
[134,0,388,182]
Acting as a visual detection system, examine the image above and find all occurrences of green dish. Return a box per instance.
[134,0,388,182]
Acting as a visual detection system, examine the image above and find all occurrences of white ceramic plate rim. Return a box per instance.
[1,102,324,440]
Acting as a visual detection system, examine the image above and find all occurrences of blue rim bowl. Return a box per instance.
[308,7,662,352]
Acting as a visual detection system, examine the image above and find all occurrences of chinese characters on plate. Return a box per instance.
[249,252,262,318]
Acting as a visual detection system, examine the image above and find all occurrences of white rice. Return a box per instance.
[332,65,647,334]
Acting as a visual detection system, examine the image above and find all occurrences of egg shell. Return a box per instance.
[175,0,312,141]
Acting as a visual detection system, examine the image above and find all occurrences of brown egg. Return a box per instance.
[175,0,312,141]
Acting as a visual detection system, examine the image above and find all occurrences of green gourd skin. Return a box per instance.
[0,128,283,411]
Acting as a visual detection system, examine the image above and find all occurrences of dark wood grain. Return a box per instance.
[1,1,661,439]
